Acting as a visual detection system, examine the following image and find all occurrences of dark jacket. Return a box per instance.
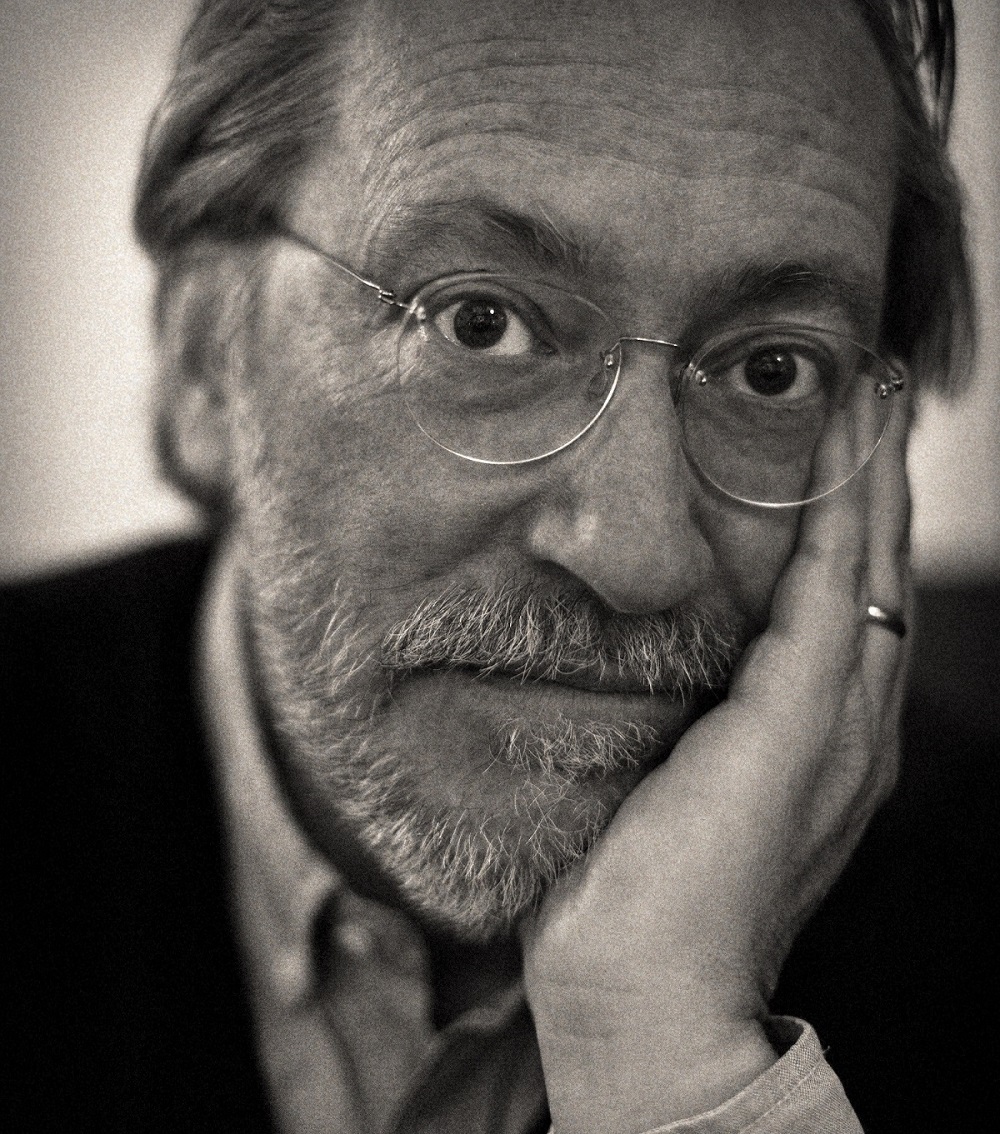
[4,541,997,1132]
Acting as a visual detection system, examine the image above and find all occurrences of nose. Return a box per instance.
[525,348,713,614]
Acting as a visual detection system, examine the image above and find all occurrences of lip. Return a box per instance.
[389,667,702,787]
[467,664,659,697]
[421,665,691,726]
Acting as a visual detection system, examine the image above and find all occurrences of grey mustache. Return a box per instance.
[380,581,738,702]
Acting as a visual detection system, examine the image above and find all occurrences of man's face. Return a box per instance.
[224,0,896,936]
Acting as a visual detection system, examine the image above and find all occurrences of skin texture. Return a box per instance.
[168,0,909,1127]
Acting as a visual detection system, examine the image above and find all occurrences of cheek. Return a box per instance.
[696,497,800,633]
[241,310,514,597]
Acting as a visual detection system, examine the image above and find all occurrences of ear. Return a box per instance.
[153,248,248,512]
[164,380,231,501]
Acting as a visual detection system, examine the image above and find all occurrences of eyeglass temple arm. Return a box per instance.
[273,224,408,309]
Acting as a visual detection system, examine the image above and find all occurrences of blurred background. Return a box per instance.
[1,0,998,587]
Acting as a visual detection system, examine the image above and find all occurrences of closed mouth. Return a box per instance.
[428,660,669,698]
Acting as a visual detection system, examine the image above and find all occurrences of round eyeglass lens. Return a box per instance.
[677,325,900,507]
[397,274,620,464]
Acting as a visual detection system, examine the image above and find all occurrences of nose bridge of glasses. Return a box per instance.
[620,335,682,350]
[603,335,681,363]
[601,335,683,390]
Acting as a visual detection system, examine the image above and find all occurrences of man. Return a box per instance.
[6,0,994,1131]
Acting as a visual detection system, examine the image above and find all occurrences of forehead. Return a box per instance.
[292,0,897,325]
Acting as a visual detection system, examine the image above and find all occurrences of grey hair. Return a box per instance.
[135,1,348,259]
[852,0,975,389]
[134,0,976,510]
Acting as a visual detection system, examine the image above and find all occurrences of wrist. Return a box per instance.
[534,1004,777,1134]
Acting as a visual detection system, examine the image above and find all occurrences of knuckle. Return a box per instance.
[796,533,866,594]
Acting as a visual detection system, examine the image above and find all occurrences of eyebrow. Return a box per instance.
[373,197,594,284]
[370,200,879,337]
[709,260,880,337]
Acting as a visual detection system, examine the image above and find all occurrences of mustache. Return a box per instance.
[380,580,739,702]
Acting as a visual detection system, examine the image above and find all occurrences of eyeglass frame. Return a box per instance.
[271,222,906,506]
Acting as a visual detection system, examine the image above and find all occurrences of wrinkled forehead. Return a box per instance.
[293,0,896,304]
[347,2,890,153]
[356,0,889,129]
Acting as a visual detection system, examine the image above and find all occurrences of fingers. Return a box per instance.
[730,377,912,756]
[729,412,869,737]
[861,373,913,705]
[852,373,913,806]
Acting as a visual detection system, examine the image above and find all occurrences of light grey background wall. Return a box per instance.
[1,0,998,583]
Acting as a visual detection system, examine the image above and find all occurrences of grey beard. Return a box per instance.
[248,562,739,940]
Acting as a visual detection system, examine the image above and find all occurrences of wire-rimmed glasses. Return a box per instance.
[278,227,905,508]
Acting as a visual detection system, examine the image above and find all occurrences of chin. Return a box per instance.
[331,736,636,941]
[299,670,697,941]
[253,587,714,938]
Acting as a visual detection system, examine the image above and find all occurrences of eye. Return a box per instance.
[721,343,827,401]
[431,294,539,358]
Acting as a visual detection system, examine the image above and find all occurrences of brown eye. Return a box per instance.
[718,343,826,402]
[432,294,536,357]
[451,298,508,349]
[742,348,799,396]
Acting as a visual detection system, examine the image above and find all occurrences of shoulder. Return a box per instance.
[3,538,210,748]
[2,537,212,657]
[3,536,218,899]
[3,539,214,830]
[3,536,216,854]
[5,540,271,1128]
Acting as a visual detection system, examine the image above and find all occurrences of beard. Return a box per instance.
[230,369,740,937]
[241,517,740,939]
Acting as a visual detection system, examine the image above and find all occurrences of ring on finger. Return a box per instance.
[865,604,907,639]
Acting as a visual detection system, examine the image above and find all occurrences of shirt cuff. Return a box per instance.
[643,1017,863,1134]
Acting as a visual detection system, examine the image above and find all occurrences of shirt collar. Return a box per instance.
[199,539,340,1006]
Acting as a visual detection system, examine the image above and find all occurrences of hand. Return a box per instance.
[521,389,913,1134]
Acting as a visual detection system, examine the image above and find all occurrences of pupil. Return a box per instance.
[453,299,507,350]
[744,348,796,396]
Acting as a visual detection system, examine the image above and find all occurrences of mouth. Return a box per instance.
[372,663,704,826]
[436,659,667,697]
[390,663,708,746]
